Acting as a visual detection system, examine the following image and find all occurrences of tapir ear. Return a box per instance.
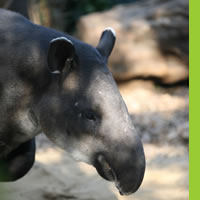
[97,27,116,60]
[48,37,75,74]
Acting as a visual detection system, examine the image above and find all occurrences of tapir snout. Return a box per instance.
[90,80,145,195]
[94,138,145,195]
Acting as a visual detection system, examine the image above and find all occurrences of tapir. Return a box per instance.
[0,9,145,195]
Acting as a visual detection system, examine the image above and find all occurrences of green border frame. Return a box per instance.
[190,0,198,199]
[0,1,191,199]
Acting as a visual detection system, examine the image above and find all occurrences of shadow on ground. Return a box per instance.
[0,138,188,200]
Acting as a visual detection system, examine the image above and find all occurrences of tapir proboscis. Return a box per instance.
[0,9,145,195]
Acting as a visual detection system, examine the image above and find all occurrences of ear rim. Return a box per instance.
[48,37,75,75]
[103,27,116,38]
[50,36,73,46]
[96,27,116,60]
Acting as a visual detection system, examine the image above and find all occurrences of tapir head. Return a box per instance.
[39,28,145,195]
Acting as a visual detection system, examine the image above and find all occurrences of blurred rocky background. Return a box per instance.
[0,0,189,200]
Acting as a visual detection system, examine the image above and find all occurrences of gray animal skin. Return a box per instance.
[0,9,145,195]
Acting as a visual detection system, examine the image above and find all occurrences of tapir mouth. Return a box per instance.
[93,154,144,196]
[94,154,116,182]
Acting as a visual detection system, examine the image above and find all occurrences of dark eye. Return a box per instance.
[83,111,96,121]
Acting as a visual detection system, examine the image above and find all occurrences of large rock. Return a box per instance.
[76,0,188,84]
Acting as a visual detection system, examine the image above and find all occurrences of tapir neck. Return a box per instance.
[0,10,80,156]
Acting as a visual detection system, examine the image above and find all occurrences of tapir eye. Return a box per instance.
[83,111,97,121]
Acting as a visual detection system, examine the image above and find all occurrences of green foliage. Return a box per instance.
[65,0,114,32]
[0,161,9,181]
[0,163,9,200]
[64,0,138,33]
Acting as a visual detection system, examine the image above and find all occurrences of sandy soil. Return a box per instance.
[119,80,189,145]
[0,143,188,200]
[0,80,189,200]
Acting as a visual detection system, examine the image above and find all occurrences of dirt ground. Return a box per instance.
[0,80,189,200]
